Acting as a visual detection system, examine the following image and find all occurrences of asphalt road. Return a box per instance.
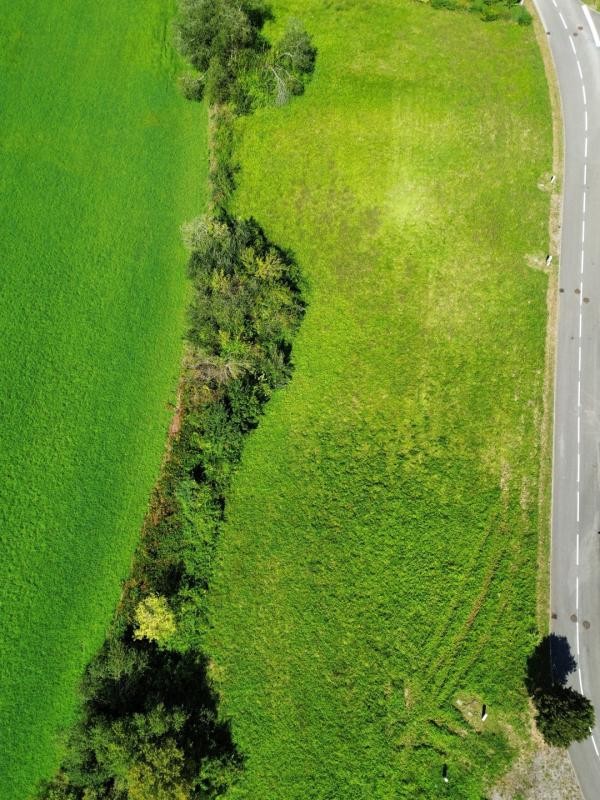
[531,0,600,794]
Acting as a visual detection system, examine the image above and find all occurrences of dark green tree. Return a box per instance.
[534,685,595,748]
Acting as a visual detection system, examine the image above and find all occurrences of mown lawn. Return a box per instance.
[0,2,207,797]
[207,1,552,797]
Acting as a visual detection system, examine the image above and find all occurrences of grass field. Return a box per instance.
[206,1,552,797]
[0,2,207,797]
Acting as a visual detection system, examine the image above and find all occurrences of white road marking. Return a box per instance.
[578,379,581,407]
[579,345,582,371]
[570,37,577,54]
[552,0,557,6]
[577,575,580,609]
[577,619,581,652]
[585,111,588,133]
[578,412,581,442]
[582,84,587,105]
[582,219,586,243]
[559,11,568,28]
[577,489,580,521]
[592,735,600,758]
[585,137,588,158]
[577,453,581,484]
[579,667,584,693]
[579,312,583,337]
[577,59,583,79]
[580,280,584,304]
[583,2,600,47]
[583,189,587,212]
[577,531,580,564]
[581,249,585,272]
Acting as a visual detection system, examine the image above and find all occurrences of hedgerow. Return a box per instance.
[36,3,314,798]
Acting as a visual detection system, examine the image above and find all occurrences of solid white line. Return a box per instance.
[582,219,586,243]
[583,84,587,105]
[583,3,600,47]
[593,735,600,758]
[570,37,577,54]
[577,59,583,79]
[559,11,568,28]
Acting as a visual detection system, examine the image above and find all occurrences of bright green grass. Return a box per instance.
[207,1,552,797]
[0,3,207,797]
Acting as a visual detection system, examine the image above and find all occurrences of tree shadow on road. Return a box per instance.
[526,633,577,694]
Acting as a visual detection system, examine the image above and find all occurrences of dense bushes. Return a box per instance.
[37,212,304,800]
[176,0,316,110]
[37,3,311,797]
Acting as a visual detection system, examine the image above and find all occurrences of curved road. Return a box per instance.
[532,0,600,794]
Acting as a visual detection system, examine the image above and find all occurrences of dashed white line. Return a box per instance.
[578,379,581,407]
[585,137,588,159]
[592,735,600,759]
[582,84,588,105]
[579,312,583,337]
[577,531,580,564]
[577,576,580,609]
[585,111,588,132]
[579,667,584,693]
[577,489,580,521]
[582,219,586,243]
[581,249,585,272]
[570,37,577,54]
[577,59,583,79]
[559,11,568,28]
[577,619,581,653]
[583,190,587,213]
[578,412,581,443]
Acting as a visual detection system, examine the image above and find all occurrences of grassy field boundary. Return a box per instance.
[528,0,564,633]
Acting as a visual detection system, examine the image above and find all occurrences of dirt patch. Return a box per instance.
[490,744,582,800]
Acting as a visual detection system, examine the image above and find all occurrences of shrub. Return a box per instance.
[134,596,177,644]
[534,685,595,747]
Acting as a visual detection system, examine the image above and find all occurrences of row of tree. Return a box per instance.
[37,2,314,798]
